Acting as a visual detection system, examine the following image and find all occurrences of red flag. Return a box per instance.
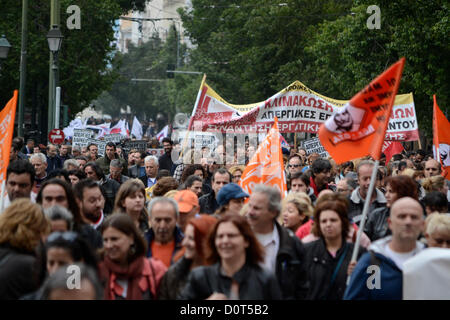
[0,91,18,185]
[239,117,287,198]
[433,95,450,180]
[319,58,405,164]
[382,141,404,164]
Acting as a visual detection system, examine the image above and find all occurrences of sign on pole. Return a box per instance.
[48,129,65,145]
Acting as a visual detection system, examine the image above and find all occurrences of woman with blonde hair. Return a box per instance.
[421,175,448,195]
[228,165,245,184]
[113,179,149,233]
[425,214,450,248]
[280,192,313,233]
[0,199,51,299]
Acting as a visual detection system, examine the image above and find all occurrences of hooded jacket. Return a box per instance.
[344,236,425,300]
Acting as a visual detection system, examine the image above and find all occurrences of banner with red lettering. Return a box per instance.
[189,79,418,141]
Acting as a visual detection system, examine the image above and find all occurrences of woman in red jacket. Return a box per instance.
[99,214,167,300]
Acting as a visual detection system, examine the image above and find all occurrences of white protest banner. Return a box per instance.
[104,133,123,144]
[189,79,419,141]
[72,129,93,148]
[302,137,329,159]
[85,138,107,156]
[122,140,148,154]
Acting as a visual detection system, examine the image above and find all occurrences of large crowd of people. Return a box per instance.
[1,131,449,300]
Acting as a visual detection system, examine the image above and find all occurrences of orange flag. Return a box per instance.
[319,58,405,164]
[433,95,450,180]
[0,91,18,186]
[239,117,287,198]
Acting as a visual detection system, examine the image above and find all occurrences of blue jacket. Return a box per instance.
[344,236,425,300]
[144,226,184,266]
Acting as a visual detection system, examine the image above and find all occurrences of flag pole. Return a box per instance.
[0,180,5,213]
[346,159,380,285]
[180,74,206,160]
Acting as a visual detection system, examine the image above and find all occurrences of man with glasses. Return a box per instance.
[287,154,303,179]
[336,178,357,197]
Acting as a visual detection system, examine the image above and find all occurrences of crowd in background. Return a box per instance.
[1,127,450,300]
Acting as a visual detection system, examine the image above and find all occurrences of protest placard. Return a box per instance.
[103,133,123,144]
[72,129,93,148]
[301,137,329,159]
[85,138,107,156]
[122,140,148,155]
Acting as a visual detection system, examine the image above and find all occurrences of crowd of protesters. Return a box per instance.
[1,127,450,300]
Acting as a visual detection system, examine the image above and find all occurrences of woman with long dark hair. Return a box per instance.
[178,214,281,300]
[98,214,167,300]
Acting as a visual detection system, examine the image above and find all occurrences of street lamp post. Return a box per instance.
[0,35,12,74]
[46,25,63,134]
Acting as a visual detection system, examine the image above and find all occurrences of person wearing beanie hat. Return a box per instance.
[174,190,200,232]
[159,214,217,300]
[214,183,249,218]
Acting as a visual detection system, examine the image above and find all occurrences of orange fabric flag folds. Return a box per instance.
[239,117,287,198]
[433,95,450,180]
[0,91,18,185]
[319,58,405,164]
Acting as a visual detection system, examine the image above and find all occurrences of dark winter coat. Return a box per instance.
[303,238,366,300]
[364,207,391,241]
[0,245,37,300]
[274,221,309,300]
[199,191,219,215]
[178,262,282,300]
[158,256,192,300]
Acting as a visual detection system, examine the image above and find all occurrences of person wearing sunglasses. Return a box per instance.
[286,154,303,179]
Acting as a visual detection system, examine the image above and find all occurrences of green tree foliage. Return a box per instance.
[0,0,147,132]
[178,0,448,141]
[94,24,197,120]
[178,0,353,103]
[299,0,449,139]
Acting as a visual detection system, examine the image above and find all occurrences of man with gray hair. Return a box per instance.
[247,184,308,299]
[140,155,159,188]
[30,153,49,192]
[348,160,386,226]
[106,159,130,185]
[144,197,184,268]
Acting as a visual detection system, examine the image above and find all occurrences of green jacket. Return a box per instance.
[95,154,128,175]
